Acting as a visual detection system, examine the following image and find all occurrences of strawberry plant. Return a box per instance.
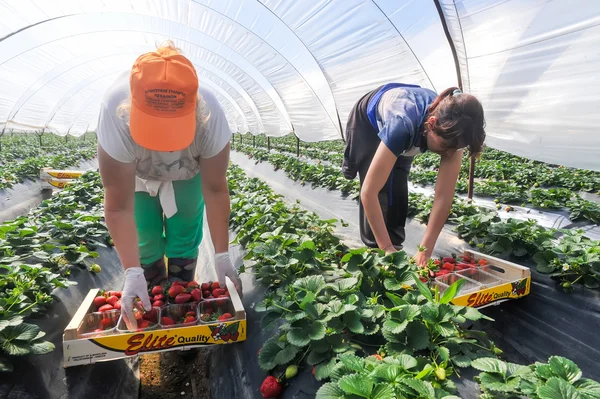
[477,219,556,258]
[534,229,600,290]
[528,187,574,209]
[567,196,600,225]
[473,356,600,399]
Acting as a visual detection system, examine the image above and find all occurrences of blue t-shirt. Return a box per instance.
[366,83,438,157]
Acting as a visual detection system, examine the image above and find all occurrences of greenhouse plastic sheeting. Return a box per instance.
[1,0,598,169]
[227,152,600,389]
[0,246,139,399]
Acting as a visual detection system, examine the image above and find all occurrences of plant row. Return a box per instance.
[0,172,111,372]
[226,164,600,399]
[232,144,600,292]
[235,139,599,225]
[0,148,97,190]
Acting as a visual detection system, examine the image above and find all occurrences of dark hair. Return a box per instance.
[426,87,486,155]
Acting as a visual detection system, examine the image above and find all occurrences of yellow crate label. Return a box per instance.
[90,320,246,355]
[47,171,83,178]
[452,278,530,307]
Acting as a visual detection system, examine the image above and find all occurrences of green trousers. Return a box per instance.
[134,173,204,265]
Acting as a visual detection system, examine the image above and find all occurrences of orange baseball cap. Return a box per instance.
[129,47,199,152]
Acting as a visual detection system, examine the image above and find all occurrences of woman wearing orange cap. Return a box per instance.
[96,42,240,320]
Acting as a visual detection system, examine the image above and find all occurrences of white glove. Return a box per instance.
[215,252,242,294]
[121,267,152,330]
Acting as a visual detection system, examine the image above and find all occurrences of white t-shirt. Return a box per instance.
[97,71,231,182]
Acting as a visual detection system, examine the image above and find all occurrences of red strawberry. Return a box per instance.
[98,304,114,312]
[137,320,150,330]
[106,295,119,306]
[479,259,488,266]
[185,311,196,317]
[175,293,192,304]
[442,257,456,264]
[225,291,231,297]
[442,262,455,271]
[187,281,199,289]
[107,291,121,298]
[370,354,383,360]
[211,281,220,290]
[203,290,211,298]
[212,288,226,297]
[153,300,165,307]
[260,376,283,398]
[151,286,163,295]
[222,333,231,342]
[206,295,214,300]
[455,263,469,270]
[153,294,166,302]
[201,282,210,291]
[100,318,113,330]
[93,296,107,308]
[143,308,158,322]
[419,277,428,283]
[113,300,122,310]
[168,285,186,298]
[172,281,188,287]
[312,367,316,376]
[433,259,441,266]
[184,316,196,323]
[218,313,232,321]
[231,331,239,341]
[190,288,202,302]
[161,316,175,326]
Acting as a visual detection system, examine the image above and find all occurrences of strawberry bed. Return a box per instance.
[226,164,600,399]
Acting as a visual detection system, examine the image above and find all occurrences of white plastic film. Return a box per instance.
[0,0,598,170]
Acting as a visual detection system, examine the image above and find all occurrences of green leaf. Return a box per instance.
[294,275,326,293]
[471,358,509,375]
[452,355,472,368]
[287,327,311,347]
[309,321,327,341]
[385,292,407,307]
[372,364,405,383]
[478,372,520,392]
[261,311,282,330]
[342,312,364,334]
[415,363,434,380]
[406,321,430,351]
[439,279,466,304]
[308,350,331,366]
[574,379,600,399]
[462,306,493,321]
[315,383,345,399]
[300,291,317,310]
[29,340,55,355]
[372,383,395,399]
[305,303,319,319]
[329,278,358,292]
[315,357,337,381]
[435,322,457,338]
[394,354,418,370]
[548,356,582,383]
[538,377,580,399]
[402,378,436,398]
[413,274,433,301]
[383,319,408,334]
[536,363,555,380]
[6,323,40,341]
[338,373,373,397]
[436,346,450,362]
[258,341,283,371]
[338,354,364,373]
[3,341,30,356]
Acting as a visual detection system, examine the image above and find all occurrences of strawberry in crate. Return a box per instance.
[200,280,230,300]
[92,290,122,312]
[160,303,198,327]
[150,280,202,305]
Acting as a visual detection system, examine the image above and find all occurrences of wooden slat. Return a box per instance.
[63,289,99,341]
[226,277,246,320]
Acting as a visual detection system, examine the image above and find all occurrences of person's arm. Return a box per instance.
[97,144,140,269]
[415,149,463,265]
[199,142,231,254]
[361,142,397,254]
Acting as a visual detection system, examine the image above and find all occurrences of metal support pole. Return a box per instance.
[240,133,243,146]
[296,136,300,157]
[467,155,476,199]
[267,136,271,152]
[253,135,256,147]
